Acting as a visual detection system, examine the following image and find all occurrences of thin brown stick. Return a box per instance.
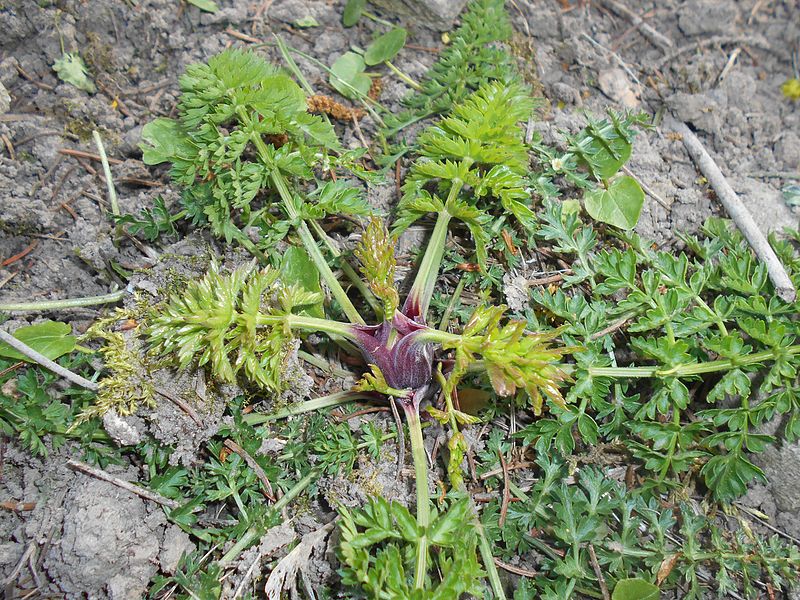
[15,65,55,91]
[154,387,203,426]
[479,460,536,481]
[621,165,670,209]
[67,459,181,509]
[668,119,796,302]
[333,406,389,421]
[0,330,98,391]
[223,439,276,501]
[588,543,611,600]
[590,315,632,340]
[596,0,673,51]
[1,134,15,160]
[498,451,511,528]
[225,27,262,44]
[58,148,123,165]
[493,558,537,577]
[1,240,38,267]
[526,273,565,286]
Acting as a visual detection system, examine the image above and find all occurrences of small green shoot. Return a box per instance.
[53,52,95,93]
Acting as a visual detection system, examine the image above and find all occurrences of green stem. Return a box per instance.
[92,130,119,218]
[243,391,373,425]
[587,344,800,379]
[405,210,452,319]
[385,60,422,91]
[404,405,430,589]
[0,290,127,312]
[218,468,319,565]
[438,275,466,331]
[308,219,383,319]
[257,313,358,340]
[293,220,365,324]
[241,109,364,324]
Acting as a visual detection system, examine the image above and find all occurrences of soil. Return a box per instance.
[1,0,799,597]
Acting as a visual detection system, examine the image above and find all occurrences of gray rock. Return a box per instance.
[731,176,798,235]
[754,442,800,515]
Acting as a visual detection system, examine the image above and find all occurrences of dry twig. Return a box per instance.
[596,0,673,51]
[588,543,610,600]
[67,459,180,509]
[223,439,276,501]
[0,330,98,391]
[668,119,796,302]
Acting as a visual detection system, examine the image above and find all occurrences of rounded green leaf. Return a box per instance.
[343,0,366,27]
[0,321,76,362]
[364,28,408,66]
[329,52,371,99]
[612,578,660,600]
[583,175,644,230]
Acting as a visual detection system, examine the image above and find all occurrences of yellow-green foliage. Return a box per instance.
[782,78,800,101]
[78,309,155,421]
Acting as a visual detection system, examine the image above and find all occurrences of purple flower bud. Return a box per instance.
[352,311,434,392]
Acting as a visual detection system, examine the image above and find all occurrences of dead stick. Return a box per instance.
[669,119,796,303]
[67,459,180,509]
[0,330,98,391]
[596,0,673,51]
[588,543,611,600]
[223,439,276,501]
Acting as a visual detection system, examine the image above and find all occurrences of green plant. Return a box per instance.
[125,34,800,597]
[383,0,517,136]
[0,356,115,462]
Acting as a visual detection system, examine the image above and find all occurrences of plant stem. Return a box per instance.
[243,391,374,425]
[587,344,800,379]
[219,468,319,565]
[385,60,422,90]
[403,405,430,589]
[308,218,383,319]
[92,130,119,218]
[257,313,358,341]
[293,220,365,324]
[404,210,452,320]
[240,108,364,324]
[0,290,127,312]
[438,275,466,331]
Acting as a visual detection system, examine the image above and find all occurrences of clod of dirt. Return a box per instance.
[44,468,166,599]
[159,525,196,575]
[102,408,146,446]
[677,0,740,36]
[597,68,641,109]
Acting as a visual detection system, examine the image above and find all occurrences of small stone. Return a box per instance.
[597,68,641,109]
[368,0,468,30]
[0,82,10,115]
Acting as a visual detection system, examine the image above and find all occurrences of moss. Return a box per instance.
[76,309,155,422]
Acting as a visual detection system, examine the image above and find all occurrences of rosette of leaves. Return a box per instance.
[140,49,374,323]
[393,80,539,319]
